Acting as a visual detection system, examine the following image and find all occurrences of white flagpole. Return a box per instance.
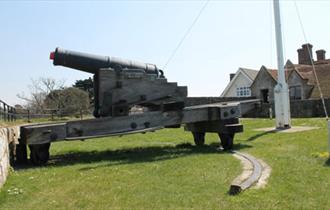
[273,0,291,129]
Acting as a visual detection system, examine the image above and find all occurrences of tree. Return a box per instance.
[44,87,90,116]
[17,77,65,113]
[73,77,94,104]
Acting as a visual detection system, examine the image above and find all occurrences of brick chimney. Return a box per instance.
[297,48,305,64]
[298,43,314,65]
[316,49,326,61]
[230,73,235,81]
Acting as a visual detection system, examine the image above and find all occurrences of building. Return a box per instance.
[250,66,278,103]
[251,43,330,102]
[220,68,258,97]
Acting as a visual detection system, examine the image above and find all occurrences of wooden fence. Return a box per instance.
[0,100,16,122]
[15,109,70,121]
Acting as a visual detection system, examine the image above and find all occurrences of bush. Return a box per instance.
[44,87,90,116]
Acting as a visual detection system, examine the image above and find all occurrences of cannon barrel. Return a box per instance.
[50,47,159,75]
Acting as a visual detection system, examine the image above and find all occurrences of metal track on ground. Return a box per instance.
[229,151,263,195]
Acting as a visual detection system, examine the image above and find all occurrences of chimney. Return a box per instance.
[316,49,326,61]
[297,48,306,65]
[302,43,313,65]
[230,73,235,81]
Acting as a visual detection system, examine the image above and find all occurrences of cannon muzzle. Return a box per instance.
[50,48,160,75]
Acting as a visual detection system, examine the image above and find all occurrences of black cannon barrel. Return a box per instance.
[50,48,159,75]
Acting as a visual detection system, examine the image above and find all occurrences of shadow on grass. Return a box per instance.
[324,158,330,167]
[15,142,252,170]
[247,130,277,141]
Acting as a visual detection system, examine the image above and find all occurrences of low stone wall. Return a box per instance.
[185,97,330,118]
[0,126,19,188]
[244,98,330,118]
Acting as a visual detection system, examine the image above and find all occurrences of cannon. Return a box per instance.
[16,48,255,165]
[51,48,187,118]
[50,48,160,75]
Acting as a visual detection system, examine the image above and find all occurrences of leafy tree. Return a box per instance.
[73,77,94,104]
[44,87,90,116]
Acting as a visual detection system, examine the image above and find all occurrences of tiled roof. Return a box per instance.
[240,68,258,80]
[281,62,330,98]
[290,65,315,85]
[265,68,291,81]
[256,42,330,99]
[314,59,330,65]
[252,56,330,99]
[294,63,330,98]
[266,69,278,81]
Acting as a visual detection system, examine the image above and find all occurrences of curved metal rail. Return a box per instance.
[229,151,263,195]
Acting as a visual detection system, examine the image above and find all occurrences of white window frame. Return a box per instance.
[236,87,251,97]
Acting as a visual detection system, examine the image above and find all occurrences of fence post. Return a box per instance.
[3,103,6,121]
[27,109,31,123]
[7,105,10,121]
[5,104,8,121]
[10,107,14,122]
[13,107,16,121]
[0,100,17,122]
[0,101,2,120]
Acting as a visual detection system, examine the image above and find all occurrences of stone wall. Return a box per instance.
[0,126,19,188]
[185,97,330,118]
[244,98,330,118]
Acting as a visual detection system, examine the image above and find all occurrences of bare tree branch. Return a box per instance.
[17,77,66,113]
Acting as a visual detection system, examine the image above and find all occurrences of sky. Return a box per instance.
[1,0,330,105]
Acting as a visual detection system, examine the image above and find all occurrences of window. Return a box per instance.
[236,87,251,97]
[289,85,302,100]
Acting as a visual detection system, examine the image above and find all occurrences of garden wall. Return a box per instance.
[244,98,330,118]
[0,126,19,188]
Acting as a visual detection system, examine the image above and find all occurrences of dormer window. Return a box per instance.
[236,87,251,97]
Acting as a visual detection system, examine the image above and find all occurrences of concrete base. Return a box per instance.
[254,126,318,133]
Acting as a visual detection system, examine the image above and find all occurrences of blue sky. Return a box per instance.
[1,1,330,105]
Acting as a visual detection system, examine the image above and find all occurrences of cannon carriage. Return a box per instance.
[17,48,248,165]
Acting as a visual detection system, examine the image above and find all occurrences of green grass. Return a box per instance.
[0,118,330,209]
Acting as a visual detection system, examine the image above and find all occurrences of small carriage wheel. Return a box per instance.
[29,143,51,166]
[218,133,234,151]
[192,132,205,146]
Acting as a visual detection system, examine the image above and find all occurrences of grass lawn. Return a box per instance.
[0,118,329,209]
